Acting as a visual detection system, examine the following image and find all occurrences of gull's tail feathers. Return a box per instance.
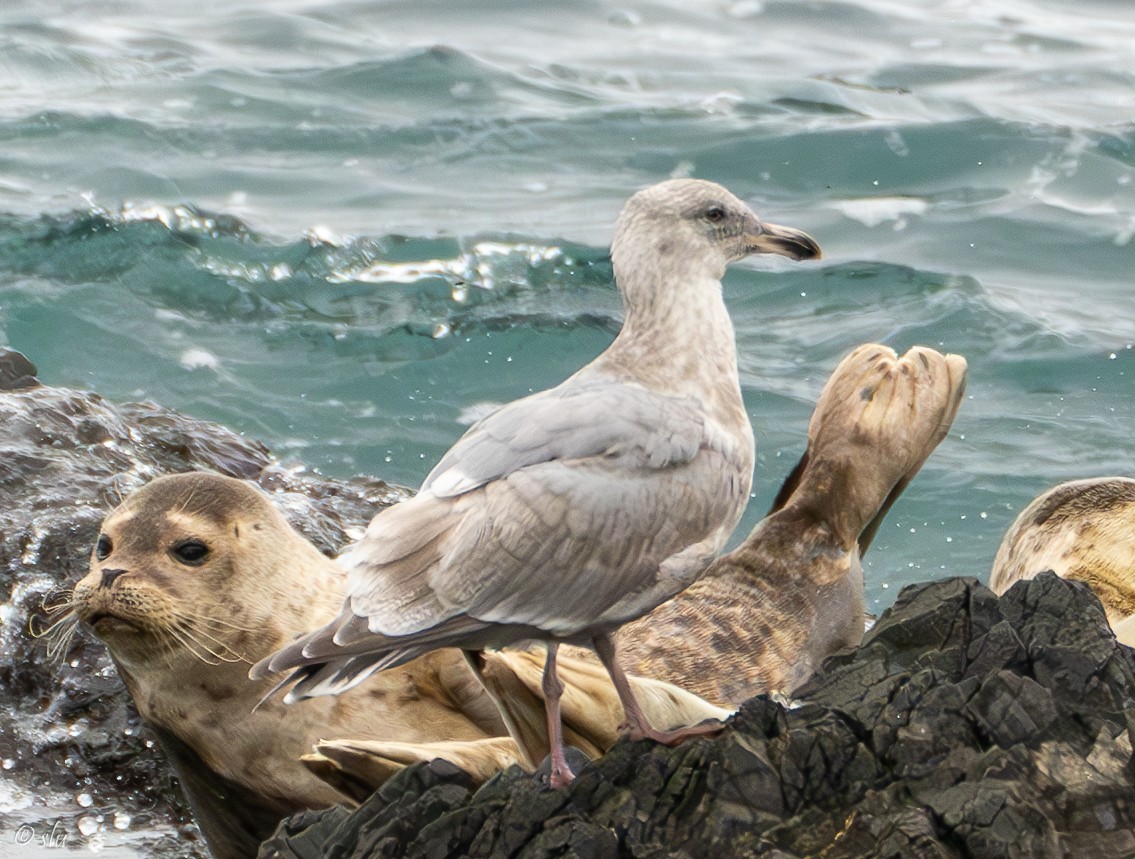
[250,608,497,703]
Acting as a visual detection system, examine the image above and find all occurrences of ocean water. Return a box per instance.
[1,0,1133,852]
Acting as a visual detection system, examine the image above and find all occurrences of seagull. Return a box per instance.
[252,178,821,787]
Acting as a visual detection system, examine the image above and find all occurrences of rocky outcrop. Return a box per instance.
[260,574,1135,859]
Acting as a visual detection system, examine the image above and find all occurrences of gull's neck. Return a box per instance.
[593,239,748,433]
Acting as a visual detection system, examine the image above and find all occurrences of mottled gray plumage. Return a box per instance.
[252,178,820,784]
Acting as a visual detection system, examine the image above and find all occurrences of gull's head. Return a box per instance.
[612,179,821,279]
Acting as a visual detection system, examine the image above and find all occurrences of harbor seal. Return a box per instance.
[67,473,510,858]
[615,342,967,704]
[60,339,965,831]
[62,471,720,854]
[990,476,1135,644]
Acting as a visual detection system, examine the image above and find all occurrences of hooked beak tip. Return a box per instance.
[749,221,822,262]
[758,222,821,259]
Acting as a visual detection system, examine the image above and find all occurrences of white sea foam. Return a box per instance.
[828,197,930,228]
[179,348,220,371]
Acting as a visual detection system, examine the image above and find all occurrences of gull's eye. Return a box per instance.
[705,206,726,223]
[95,534,113,561]
[171,539,210,566]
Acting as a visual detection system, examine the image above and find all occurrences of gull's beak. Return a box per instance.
[748,221,822,261]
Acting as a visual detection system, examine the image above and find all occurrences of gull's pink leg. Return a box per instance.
[593,633,724,744]
[542,641,575,787]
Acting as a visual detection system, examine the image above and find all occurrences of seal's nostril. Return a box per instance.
[100,568,128,589]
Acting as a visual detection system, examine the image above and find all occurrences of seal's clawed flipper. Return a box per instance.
[471,646,730,776]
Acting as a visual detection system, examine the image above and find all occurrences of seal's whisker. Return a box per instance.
[45,616,81,661]
[186,627,250,664]
[43,587,78,611]
[168,610,254,662]
[31,592,87,662]
[174,609,258,633]
[175,483,203,518]
[167,626,222,665]
[164,624,225,666]
[31,605,78,639]
[169,619,248,665]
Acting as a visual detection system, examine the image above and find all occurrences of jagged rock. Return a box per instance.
[0,348,409,849]
[259,575,1135,859]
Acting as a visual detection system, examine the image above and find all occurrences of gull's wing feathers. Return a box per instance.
[252,376,739,698]
[321,378,710,635]
[341,453,738,638]
[335,377,723,632]
[422,377,707,498]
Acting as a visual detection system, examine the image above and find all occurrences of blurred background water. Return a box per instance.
[1,0,1133,852]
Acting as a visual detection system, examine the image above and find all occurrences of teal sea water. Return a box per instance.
[4,0,1135,606]
[0,0,1133,850]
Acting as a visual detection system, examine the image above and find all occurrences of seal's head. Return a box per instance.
[71,472,341,673]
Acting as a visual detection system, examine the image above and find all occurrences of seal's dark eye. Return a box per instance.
[705,206,726,223]
[171,540,209,565]
[95,534,113,561]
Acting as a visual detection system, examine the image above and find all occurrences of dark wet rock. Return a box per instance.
[0,347,40,390]
[0,349,410,854]
[260,574,1135,859]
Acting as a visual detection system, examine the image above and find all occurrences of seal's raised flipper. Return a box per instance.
[794,343,967,556]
